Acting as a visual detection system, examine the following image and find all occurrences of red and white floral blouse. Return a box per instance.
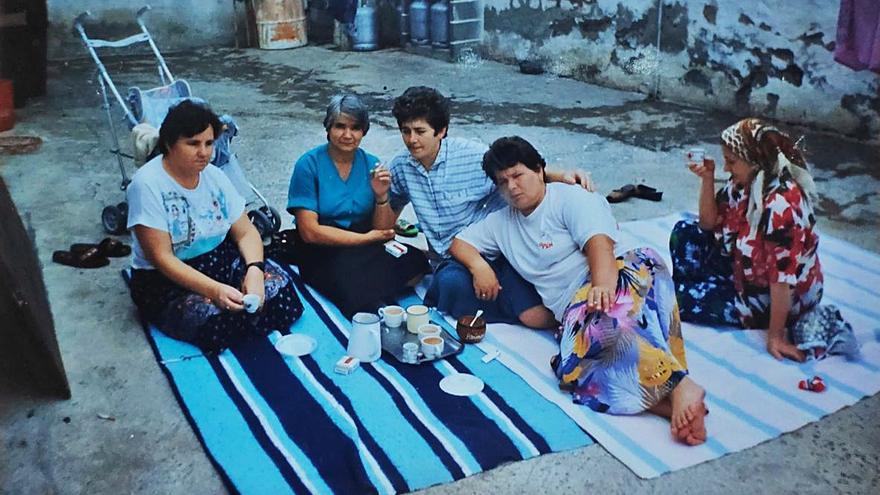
[714,171,824,328]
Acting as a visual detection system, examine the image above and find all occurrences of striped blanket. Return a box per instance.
[452,214,880,478]
[141,268,592,494]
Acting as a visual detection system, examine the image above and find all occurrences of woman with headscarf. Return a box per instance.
[670,118,854,362]
[287,94,429,317]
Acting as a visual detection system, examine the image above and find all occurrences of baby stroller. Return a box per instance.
[73,6,281,240]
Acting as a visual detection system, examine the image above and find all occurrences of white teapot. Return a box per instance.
[347,312,382,362]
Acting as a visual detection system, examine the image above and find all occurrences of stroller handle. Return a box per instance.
[136,6,152,22]
[72,11,91,31]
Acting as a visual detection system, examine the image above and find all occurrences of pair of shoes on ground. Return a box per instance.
[606,184,663,204]
[52,237,131,268]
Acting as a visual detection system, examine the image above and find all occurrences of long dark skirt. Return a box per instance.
[669,219,740,326]
[130,237,302,353]
[297,235,429,318]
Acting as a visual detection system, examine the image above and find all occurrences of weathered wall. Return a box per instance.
[480,0,879,139]
[49,0,235,60]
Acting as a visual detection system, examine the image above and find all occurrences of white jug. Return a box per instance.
[348,312,382,362]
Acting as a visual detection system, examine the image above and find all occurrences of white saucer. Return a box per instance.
[439,373,484,397]
[275,334,317,357]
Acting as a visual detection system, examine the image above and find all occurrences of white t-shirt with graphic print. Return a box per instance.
[457,183,637,321]
[126,155,246,270]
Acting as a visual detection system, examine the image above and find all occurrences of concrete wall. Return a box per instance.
[49,0,235,60]
[479,0,879,139]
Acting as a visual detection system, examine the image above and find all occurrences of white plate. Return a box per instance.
[439,373,484,397]
[275,334,317,357]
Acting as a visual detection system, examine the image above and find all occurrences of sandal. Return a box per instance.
[394,219,419,237]
[52,246,110,269]
[606,184,636,204]
[70,238,131,258]
[634,184,663,202]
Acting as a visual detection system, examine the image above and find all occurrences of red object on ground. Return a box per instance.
[0,79,14,131]
[798,375,826,392]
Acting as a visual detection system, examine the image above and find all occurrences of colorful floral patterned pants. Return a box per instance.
[552,248,689,415]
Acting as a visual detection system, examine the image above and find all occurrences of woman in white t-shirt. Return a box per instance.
[127,100,301,352]
[450,136,708,446]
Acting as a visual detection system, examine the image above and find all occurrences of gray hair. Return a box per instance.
[323,94,370,135]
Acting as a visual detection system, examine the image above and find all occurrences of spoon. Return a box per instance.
[469,310,484,327]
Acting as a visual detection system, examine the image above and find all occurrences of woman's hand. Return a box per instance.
[365,229,396,243]
[688,157,716,181]
[212,282,245,312]
[241,266,266,310]
[370,163,392,199]
[561,168,596,192]
[472,264,502,301]
[586,284,615,313]
[767,333,805,362]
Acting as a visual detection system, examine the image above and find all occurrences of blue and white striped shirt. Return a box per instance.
[388,137,507,256]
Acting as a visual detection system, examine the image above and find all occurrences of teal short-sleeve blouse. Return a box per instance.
[287,144,380,229]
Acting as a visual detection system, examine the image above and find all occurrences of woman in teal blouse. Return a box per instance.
[288,94,428,317]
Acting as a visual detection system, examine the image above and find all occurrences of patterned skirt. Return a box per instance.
[130,237,302,353]
[669,219,740,326]
[552,247,689,415]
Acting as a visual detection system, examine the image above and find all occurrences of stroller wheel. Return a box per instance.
[248,209,273,245]
[116,202,129,218]
[260,206,282,233]
[101,205,127,235]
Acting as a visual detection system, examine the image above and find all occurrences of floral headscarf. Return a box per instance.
[720,118,816,229]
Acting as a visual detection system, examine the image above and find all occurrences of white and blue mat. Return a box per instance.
[137,213,880,488]
[140,268,593,494]
[459,213,880,478]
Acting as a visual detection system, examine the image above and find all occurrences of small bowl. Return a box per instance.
[456,315,486,343]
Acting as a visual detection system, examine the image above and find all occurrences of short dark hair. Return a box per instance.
[392,86,450,135]
[157,99,223,154]
[482,136,547,183]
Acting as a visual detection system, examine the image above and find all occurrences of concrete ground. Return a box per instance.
[1,46,878,494]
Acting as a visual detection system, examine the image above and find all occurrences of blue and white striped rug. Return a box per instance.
[140,267,593,494]
[452,213,880,478]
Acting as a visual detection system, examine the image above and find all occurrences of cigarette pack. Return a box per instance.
[334,355,360,375]
[384,240,408,258]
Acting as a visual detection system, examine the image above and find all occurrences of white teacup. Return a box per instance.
[242,294,261,314]
[417,323,442,340]
[406,304,430,334]
[379,305,405,328]
[420,335,445,358]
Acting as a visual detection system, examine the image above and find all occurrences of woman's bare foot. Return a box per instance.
[669,377,708,446]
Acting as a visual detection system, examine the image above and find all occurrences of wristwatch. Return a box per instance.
[245,261,265,272]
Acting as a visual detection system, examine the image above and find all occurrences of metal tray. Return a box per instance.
[380,320,463,365]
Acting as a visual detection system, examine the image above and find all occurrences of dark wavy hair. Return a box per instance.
[157,99,223,154]
[391,86,450,135]
[482,136,547,183]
